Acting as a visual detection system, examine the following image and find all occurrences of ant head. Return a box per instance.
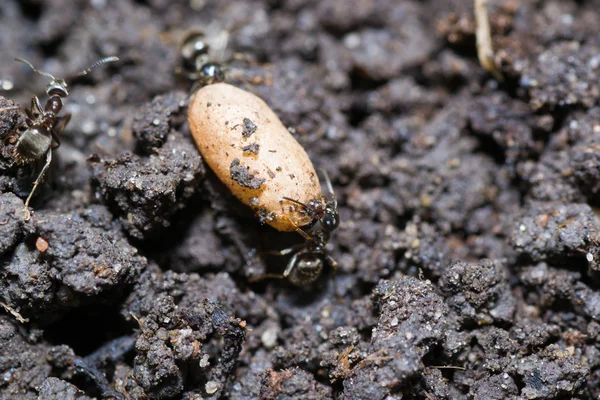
[199,62,225,84]
[283,196,340,233]
[46,78,69,98]
[319,203,339,232]
[189,62,226,93]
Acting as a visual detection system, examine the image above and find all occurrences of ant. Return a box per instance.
[0,56,119,220]
[257,170,340,287]
[177,30,227,89]
[178,31,341,287]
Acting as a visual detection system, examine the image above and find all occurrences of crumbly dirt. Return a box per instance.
[230,158,266,190]
[241,118,257,138]
[1,0,600,399]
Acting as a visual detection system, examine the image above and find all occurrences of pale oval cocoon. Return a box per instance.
[188,83,321,231]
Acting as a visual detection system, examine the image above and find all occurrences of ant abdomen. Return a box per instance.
[15,126,52,164]
[288,255,324,286]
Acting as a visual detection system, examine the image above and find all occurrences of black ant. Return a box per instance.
[257,170,340,286]
[177,30,227,89]
[0,56,119,220]
[178,31,341,287]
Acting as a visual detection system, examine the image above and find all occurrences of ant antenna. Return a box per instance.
[283,196,308,209]
[14,56,119,81]
[67,56,120,79]
[14,58,56,80]
[320,169,337,208]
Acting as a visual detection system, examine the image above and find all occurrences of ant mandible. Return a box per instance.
[0,56,119,220]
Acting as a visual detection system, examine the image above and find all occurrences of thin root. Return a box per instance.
[475,0,503,81]
[0,302,29,323]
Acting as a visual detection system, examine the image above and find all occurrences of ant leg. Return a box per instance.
[282,196,308,209]
[282,253,299,277]
[176,68,201,81]
[261,243,305,257]
[248,273,285,283]
[30,95,43,117]
[23,149,52,221]
[325,255,342,300]
[190,80,203,95]
[51,113,71,148]
[248,252,299,283]
[282,215,312,241]
[325,255,338,271]
[320,168,337,208]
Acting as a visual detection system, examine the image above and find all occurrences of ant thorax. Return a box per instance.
[305,227,329,247]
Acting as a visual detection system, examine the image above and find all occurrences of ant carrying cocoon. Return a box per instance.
[259,169,340,286]
[0,56,119,220]
[182,30,340,286]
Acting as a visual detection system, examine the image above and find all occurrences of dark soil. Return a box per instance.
[1,0,600,399]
